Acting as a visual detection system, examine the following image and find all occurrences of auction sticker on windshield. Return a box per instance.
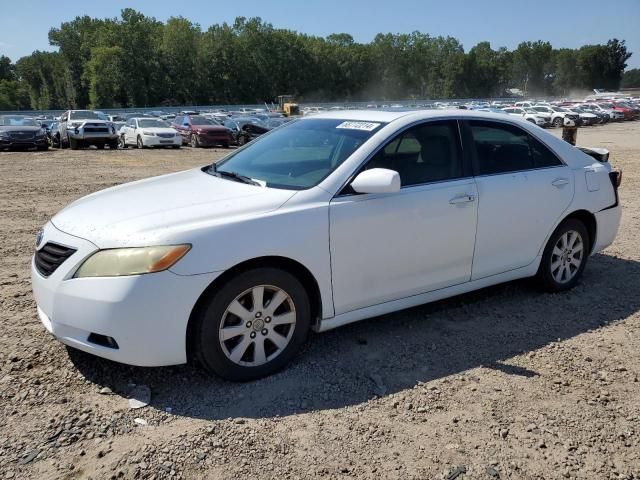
[336,121,381,131]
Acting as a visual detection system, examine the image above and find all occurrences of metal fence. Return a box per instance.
[0,97,566,117]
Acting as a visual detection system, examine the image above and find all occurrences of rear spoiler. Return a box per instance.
[578,146,609,163]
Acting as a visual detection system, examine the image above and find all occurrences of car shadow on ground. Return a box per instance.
[68,253,640,420]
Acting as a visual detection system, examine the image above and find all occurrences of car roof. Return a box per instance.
[307,108,544,124]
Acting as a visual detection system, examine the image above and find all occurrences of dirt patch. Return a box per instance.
[0,126,639,479]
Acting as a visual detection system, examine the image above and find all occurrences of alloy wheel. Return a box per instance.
[218,285,296,367]
[550,230,584,284]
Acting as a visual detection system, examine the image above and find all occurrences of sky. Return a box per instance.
[1,0,639,68]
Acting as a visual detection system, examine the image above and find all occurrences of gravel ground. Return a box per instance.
[1,123,639,480]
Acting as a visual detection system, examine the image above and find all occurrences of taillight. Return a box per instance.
[609,170,622,188]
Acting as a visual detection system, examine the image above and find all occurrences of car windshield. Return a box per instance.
[211,118,385,190]
[138,119,169,128]
[190,116,217,126]
[69,111,102,120]
[0,116,39,126]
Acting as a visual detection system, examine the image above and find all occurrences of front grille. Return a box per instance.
[35,243,77,277]
[84,125,109,133]
[10,132,35,140]
[157,133,175,138]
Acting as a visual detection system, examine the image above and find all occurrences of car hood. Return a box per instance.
[0,126,43,132]
[51,168,297,248]
[192,125,227,133]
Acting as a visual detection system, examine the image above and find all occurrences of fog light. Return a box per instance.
[87,333,119,349]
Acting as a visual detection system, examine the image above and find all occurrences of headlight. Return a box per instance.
[142,130,155,136]
[74,245,191,278]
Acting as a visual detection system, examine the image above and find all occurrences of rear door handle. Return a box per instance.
[552,178,570,187]
[449,194,476,205]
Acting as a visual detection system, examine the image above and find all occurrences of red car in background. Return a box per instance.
[612,101,640,120]
[172,114,233,148]
[597,102,636,121]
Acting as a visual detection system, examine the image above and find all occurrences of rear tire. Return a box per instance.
[536,219,589,292]
[69,138,80,150]
[193,268,310,381]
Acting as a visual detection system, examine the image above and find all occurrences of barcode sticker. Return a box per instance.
[336,121,381,131]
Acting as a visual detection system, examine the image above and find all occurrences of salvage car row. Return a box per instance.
[0,110,292,151]
[2,95,639,151]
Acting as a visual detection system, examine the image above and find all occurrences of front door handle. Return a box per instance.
[552,178,570,187]
[449,194,476,205]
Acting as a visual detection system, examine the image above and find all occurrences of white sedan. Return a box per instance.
[31,110,622,381]
[119,117,181,149]
[502,107,550,127]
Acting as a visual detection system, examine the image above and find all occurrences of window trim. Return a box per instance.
[335,118,471,197]
[460,119,566,178]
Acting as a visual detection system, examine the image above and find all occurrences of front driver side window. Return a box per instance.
[363,120,463,187]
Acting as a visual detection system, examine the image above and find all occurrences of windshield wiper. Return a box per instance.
[209,163,260,186]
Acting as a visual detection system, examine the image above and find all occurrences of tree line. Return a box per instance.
[0,9,634,111]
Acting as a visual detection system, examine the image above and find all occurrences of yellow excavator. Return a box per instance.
[277,95,300,117]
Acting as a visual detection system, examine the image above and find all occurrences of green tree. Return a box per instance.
[621,68,640,88]
[511,41,554,95]
[85,46,124,108]
[0,56,15,81]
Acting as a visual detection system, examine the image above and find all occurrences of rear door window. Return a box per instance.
[469,120,561,175]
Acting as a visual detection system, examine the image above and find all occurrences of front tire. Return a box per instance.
[193,268,310,381]
[137,135,144,149]
[69,138,80,150]
[553,117,563,127]
[190,134,200,148]
[536,219,589,292]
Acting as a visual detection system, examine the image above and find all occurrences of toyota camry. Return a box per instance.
[31,110,622,381]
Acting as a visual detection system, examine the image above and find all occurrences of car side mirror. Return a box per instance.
[351,168,401,194]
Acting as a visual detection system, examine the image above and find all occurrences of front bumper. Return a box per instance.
[142,135,182,147]
[0,137,48,148]
[68,130,118,142]
[31,222,220,366]
[195,133,231,146]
